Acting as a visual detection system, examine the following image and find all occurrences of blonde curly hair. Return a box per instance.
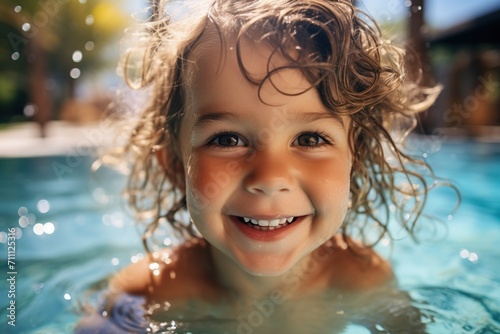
[106,0,447,252]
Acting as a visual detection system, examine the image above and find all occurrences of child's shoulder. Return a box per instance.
[110,239,218,300]
[317,235,395,292]
[111,236,394,299]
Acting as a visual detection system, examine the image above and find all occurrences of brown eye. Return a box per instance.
[296,133,323,146]
[211,133,244,147]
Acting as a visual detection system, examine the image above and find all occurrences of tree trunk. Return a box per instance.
[408,0,432,85]
[407,0,435,133]
[28,35,52,138]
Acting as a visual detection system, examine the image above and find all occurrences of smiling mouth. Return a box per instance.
[236,216,298,231]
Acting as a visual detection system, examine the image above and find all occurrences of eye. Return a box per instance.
[294,132,331,147]
[208,132,246,147]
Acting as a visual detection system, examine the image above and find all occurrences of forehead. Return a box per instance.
[186,27,314,108]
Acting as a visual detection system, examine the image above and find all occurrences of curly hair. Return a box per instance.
[106,0,448,252]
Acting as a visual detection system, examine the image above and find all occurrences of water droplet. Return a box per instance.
[85,41,94,51]
[111,258,120,265]
[404,0,412,7]
[459,249,469,259]
[149,262,160,271]
[23,104,37,117]
[422,153,428,158]
[163,238,172,246]
[72,50,83,63]
[147,303,161,315]
[64,293,72,300]
[381,238,391,247]
[70,68,81,79]
[18,216,29,228]
[22,22,31,32]
[43,222,55,235]
[417,6,422,11]
[14,6,22,13]
[131,253,144,263]
[33,223,44,235]
[18,207,28,217]
[11,52,20,61]
[468,252,478,263]
[0,232,7,243]
[447,215,453,221]
[37,199,50,213]
[85,15,94,26]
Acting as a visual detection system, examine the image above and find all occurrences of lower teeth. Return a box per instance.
[244,222,291,231]
[236,217,297,231]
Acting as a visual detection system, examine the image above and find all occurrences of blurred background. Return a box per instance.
[0,0,147,144]
[0,0,499,141]
[360,0,500,138]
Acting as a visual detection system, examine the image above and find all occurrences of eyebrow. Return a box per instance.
[294,111,345,129]
[193,110,345,129]
[193,111,239,128]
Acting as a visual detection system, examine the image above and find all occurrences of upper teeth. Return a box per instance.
[242,217,294,226]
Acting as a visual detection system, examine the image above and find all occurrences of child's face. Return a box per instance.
[177,35,352,277]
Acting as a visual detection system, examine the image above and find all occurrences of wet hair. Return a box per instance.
[106,0,449,252]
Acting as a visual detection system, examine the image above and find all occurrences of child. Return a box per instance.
[78,0,446,332]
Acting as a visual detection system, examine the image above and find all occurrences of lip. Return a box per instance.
[229,215,307,242]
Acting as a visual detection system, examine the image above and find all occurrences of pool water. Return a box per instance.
[0,140,499,333]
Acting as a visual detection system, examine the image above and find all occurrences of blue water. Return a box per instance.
[0,140,499,333]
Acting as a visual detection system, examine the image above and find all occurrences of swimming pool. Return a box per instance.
[0,139,499,333]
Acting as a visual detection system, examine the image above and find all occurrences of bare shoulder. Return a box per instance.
[110,239,216,300]
[320,235,395,291]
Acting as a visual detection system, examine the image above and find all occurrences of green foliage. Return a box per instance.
[0,0,130,121]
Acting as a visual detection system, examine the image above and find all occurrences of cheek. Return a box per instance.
[306,159,351,214]
[184,154,243,212]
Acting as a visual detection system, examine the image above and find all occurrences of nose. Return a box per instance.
[244,150,296,195]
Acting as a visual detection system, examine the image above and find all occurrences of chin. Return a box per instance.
[237,256,298,278]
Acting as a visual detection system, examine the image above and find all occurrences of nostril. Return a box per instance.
[243,158,296,195]
[246,183,292,195]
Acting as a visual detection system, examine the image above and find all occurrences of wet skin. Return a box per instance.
[112,35,394,299]
[177,35,355,293]
[78,30,424,334]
